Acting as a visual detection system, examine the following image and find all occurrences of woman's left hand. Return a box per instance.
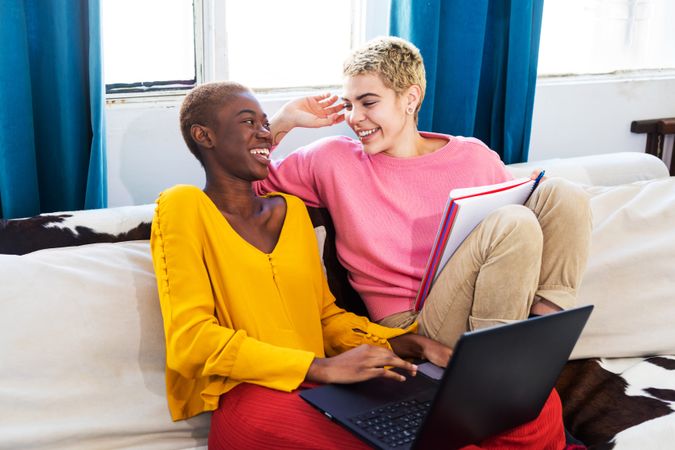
[389,333,452,368]
[420,337,453,368]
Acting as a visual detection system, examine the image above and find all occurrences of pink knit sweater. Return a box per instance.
[255,132,512,321]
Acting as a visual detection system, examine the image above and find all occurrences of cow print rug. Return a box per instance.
[557,356,675,449]
[0,205,153,255]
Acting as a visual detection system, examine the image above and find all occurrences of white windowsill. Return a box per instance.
[536,68,675,86]
[105,85,343,109]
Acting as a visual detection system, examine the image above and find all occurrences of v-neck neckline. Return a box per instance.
[201,190,289,256]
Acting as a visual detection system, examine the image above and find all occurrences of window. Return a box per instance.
[101,0,197,94]
[224,1,357,90]
[102,0,383,96]
[537,0,675,76]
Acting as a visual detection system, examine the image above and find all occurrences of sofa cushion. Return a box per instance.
[0,241,209,450]
[571,177,675,359]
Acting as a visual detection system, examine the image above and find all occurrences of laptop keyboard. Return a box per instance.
[348,398,431,448]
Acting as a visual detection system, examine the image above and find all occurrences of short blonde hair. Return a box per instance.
[343,36,426,120]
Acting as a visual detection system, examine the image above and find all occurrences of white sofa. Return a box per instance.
[0,152,673,449]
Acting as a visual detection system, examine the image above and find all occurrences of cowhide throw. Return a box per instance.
[0,205,153,255]
[557,356,675,449]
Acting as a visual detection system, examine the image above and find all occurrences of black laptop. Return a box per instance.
[300,305,593,450]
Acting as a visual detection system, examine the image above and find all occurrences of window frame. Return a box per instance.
[535,0,675,84]
[104,0,202,100]
[104,0,675,104]
[105,0,390,104]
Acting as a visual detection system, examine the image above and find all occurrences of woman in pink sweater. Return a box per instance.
[257,36,592,350]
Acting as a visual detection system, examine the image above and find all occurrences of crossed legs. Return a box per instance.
[416,178,592,348]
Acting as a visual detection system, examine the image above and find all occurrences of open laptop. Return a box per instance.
[300,305,593,450]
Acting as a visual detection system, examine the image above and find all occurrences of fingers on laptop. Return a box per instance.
[308,345,418,384]
[361,346,418,382]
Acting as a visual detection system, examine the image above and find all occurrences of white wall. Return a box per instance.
[105,96,357,207]
[106,75,675,207]
[529,75,675,161]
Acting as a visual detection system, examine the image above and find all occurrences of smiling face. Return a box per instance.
[342,73,417,156]
[195,91,272,182]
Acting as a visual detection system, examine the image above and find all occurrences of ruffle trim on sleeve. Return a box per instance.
[353,320,419,349]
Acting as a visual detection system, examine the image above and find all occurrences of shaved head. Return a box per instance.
[179,81,251,163]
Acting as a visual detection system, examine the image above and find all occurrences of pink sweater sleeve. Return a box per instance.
[254,143,324,208]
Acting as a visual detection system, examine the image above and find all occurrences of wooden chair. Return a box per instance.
[631,118,675,175]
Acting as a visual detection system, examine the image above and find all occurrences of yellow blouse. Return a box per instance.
[151,185,413,421]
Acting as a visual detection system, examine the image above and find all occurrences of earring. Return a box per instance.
[406,106,415,115]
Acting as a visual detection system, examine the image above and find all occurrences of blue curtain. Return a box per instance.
[390,0,544,164]
[0,0,107,219]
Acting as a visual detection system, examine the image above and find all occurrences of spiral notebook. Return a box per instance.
[414,173,545,311]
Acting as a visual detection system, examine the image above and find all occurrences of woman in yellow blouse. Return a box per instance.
[150,81,451,449]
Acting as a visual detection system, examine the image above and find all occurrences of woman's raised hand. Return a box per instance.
[306,344,417,384]
[270,93,345,144]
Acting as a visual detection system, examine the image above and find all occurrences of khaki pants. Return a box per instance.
[379,178,592,348]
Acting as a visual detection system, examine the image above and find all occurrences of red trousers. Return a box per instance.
[209,383,569,450]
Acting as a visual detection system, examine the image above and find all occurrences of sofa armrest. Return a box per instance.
[507,152,669,186]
